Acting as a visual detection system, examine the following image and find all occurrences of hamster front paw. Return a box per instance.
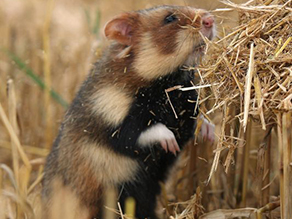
[199,115,215,142]
[137,123,180,155]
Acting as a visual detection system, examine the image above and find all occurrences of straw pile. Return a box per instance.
[199,0,292,130]
[189,0,292,218]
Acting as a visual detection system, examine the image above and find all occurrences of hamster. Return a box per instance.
[42,5,215,219]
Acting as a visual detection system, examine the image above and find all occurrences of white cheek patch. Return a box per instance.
[137,123,180,155]
[134,32,193,81]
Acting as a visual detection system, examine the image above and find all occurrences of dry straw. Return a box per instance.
[201,0,292,123]
[195,0,291,218]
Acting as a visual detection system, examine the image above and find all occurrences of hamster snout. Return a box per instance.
[202,15,214,29]
[201,14,216,40]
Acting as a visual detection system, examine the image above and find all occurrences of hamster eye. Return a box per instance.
[164,14,177,24]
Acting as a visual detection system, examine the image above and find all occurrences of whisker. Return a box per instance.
[175,9,193,23]
[208,1,223,11]
[182,0,188,7]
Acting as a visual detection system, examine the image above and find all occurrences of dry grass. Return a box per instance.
[0,0,290,218]
[200,0,292,125]
[192,0,291,218]
[0,0,99,217]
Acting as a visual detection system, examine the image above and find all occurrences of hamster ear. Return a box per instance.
[104,14,134,46]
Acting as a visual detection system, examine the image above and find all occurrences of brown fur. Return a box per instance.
[42,5,214,219]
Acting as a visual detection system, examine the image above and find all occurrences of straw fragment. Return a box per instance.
[243,43,255,132]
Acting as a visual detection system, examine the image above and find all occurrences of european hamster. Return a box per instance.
[42,5,215,219]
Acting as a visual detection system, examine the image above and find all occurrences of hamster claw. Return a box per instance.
[137,122,180,155]
[199,115,215,143]
[159,133,180,156]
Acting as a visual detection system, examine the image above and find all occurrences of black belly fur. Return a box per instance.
[107,69,198,219]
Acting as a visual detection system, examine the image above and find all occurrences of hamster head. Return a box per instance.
[104,5,216,81]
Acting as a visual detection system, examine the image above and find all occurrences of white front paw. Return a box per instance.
[199,115,215,142]
[137,123,180,155]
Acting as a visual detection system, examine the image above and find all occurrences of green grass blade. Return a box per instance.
[92,9,100,35]
[84,8,100,36]
[2,49,69,108]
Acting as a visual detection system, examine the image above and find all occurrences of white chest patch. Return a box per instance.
[91,85,133,126]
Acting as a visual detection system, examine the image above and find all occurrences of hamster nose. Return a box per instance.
[202,16,214,28]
